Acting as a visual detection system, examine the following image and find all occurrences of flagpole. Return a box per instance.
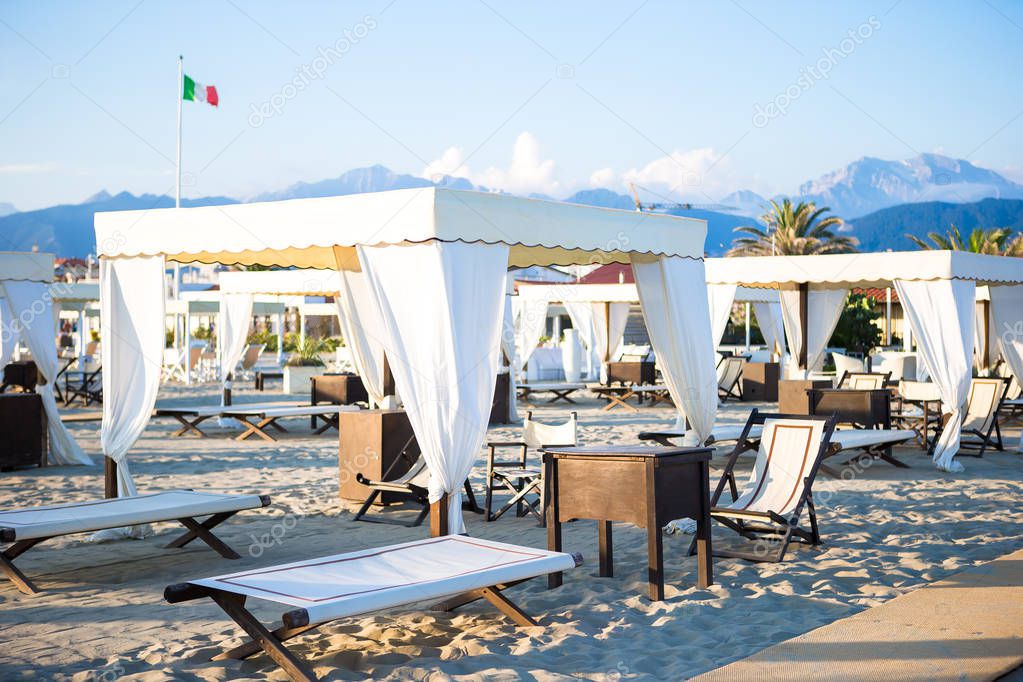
[174,55,183,300]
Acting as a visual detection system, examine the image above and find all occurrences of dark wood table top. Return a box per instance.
[542,445,712,461]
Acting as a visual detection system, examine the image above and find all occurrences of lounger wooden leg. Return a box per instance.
[0,540,44,595]
[312,415,338,435]
[214,622,320,661]
[598,520,613,577]
[174,517,241,559]
[165,512,236,549]
[478,586,538,627]
[172,415,211,438]
[235,417,277,442]
[209,591,317,682]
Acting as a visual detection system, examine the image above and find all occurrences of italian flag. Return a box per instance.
[183,74,218,107]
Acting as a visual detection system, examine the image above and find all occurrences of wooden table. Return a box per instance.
[543,445,713,600]
[254,370,283,391]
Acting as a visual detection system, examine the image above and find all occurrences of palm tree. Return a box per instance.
[907,225,1023,256]
[727,199,858,256]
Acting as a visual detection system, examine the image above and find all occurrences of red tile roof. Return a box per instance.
[578,263,634,284]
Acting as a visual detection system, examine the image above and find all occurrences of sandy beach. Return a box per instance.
[1,384,1022,681]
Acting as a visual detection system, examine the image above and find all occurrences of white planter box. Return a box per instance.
[283,365,321,395]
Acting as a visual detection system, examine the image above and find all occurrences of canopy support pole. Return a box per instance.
[797,283,809,371]
[744,302,751,351]
[980,299,991,371]
[275,311,284,365]
[184,311,193,384]
[104,458,117,498]
[430,493,450,537]
[885,287,892,346]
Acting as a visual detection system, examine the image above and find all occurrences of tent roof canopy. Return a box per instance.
[516,281,777,304]
[705,251,1023,289]
[95,188,707,269]
[219,269,342,296]
[0,252,54,283]
[49,281,99,303]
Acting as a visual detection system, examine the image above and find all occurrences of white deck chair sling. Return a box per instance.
[954,377,1009,457]
[0,491,271,594]
[690,410,837,563]
[165,535,583,682]
[485,411,577,524]
[836,371,891,390]
[717,356,744,402]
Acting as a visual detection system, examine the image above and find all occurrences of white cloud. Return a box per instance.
[589,167,615,187]
[0,162,58,174]
[622,147,737,200]
[421,146,469,182]
[420,132,560,196]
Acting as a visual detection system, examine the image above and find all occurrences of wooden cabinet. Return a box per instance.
[0,393,45,470]
[338,409,418,504]
[743,362,780,402]
[311,373,369,406]
[778,379,833,414]
[807,388,892,428]
[607,361,655,386]
[2,361,38,392]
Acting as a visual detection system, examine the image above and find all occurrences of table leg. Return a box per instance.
[546,457,563,589]
[647,521,664,601]
[695,459,713,589]
[598,520,613,577]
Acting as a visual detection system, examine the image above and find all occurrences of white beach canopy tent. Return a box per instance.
[706,251,1023,472]
[218,268,394,408]
[50,281,100,362]
[0,252,92,467]
[96,187,713,533]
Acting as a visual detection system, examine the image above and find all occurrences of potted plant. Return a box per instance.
[283,337,326,394]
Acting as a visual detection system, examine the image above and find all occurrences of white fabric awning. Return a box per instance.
[49,281,99,302]
[705,251,1023,288]
[517,281,775,303]
[165,298,284,315]
[0,252,53,282]
[95,188,707,269]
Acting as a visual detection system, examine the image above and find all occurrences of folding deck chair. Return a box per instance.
[639,422,765,454]
[690,410,837,563]
[484,411,577,524]
[63,361,103,406]
[165,535,582,682]
[836,371,891,390]
[0,490,271,594]
[353,435,480,527]
[717,356,744,402]
[953,377,1009,457]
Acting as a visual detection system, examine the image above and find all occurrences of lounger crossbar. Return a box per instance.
[0,490,271,594]
[165,535,582,681]
[155,402,306,437]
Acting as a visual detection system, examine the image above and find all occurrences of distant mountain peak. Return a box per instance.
[83,189,112,203]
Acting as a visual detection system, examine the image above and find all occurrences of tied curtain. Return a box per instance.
[563,301,597,379]
[1,282,92,466]
[334,267,390,407]
[501,295,521,422]
[591,301,630,383]
[895,278,975,472]
[707,283,738,346]
[219,293,254,402]
[100,256,166,511]
[779,287,848,378]
[0,295,20,370]
[753,300,786,358]
[356,242,508,534]
[631,255,717,445]
[989,285,1023,450]
[511,296,549,377]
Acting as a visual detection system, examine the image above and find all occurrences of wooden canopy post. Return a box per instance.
[603,301,611,384]
[430,492,450,537]
[104,458,118,498]
[223,371,233,407]
[797,283,809,371]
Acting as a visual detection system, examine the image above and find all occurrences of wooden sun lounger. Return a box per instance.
[639,423,765,452]
[165,535,582,681]
[516,382,586,405]
[821,428,916,477]
[154,402,306,437]
[222,405,358,441]
[0,490,271,594]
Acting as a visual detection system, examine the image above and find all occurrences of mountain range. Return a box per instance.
[4,153,1023,258]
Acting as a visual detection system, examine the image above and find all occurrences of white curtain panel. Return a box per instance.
[219,293,254,398]
[631,255,717,445]
[989,285,1023,451]
[563,301,596,378]
[358,242,509,534]
[500,295,520,422]
[895,278,975,472]
[707,283,738,347]
[0,295,20,372]
[779,288,848,378]
[335,268,390,406]
[511,297,549,374]
[1,282,92,466]
[590,301,630,383]
[100,256,166,505]
[752,300,786,358]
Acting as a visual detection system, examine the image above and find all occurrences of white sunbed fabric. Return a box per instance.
[962,378,1005,433]
[707,423,765,444]
[220,405,357,417]
[189,535,577,625]
[845,374,887,390]
[718,419,825,518]
[520,382,586,391]
[156,402,306,417]
[0,491,266,541]
[831,429,916,450]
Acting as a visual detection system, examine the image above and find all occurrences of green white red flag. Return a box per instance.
[182,74,218,106]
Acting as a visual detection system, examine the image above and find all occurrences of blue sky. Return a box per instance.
[2,0,1022,210]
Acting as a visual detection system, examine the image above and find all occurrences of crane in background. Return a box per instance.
[628,182,735,213]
